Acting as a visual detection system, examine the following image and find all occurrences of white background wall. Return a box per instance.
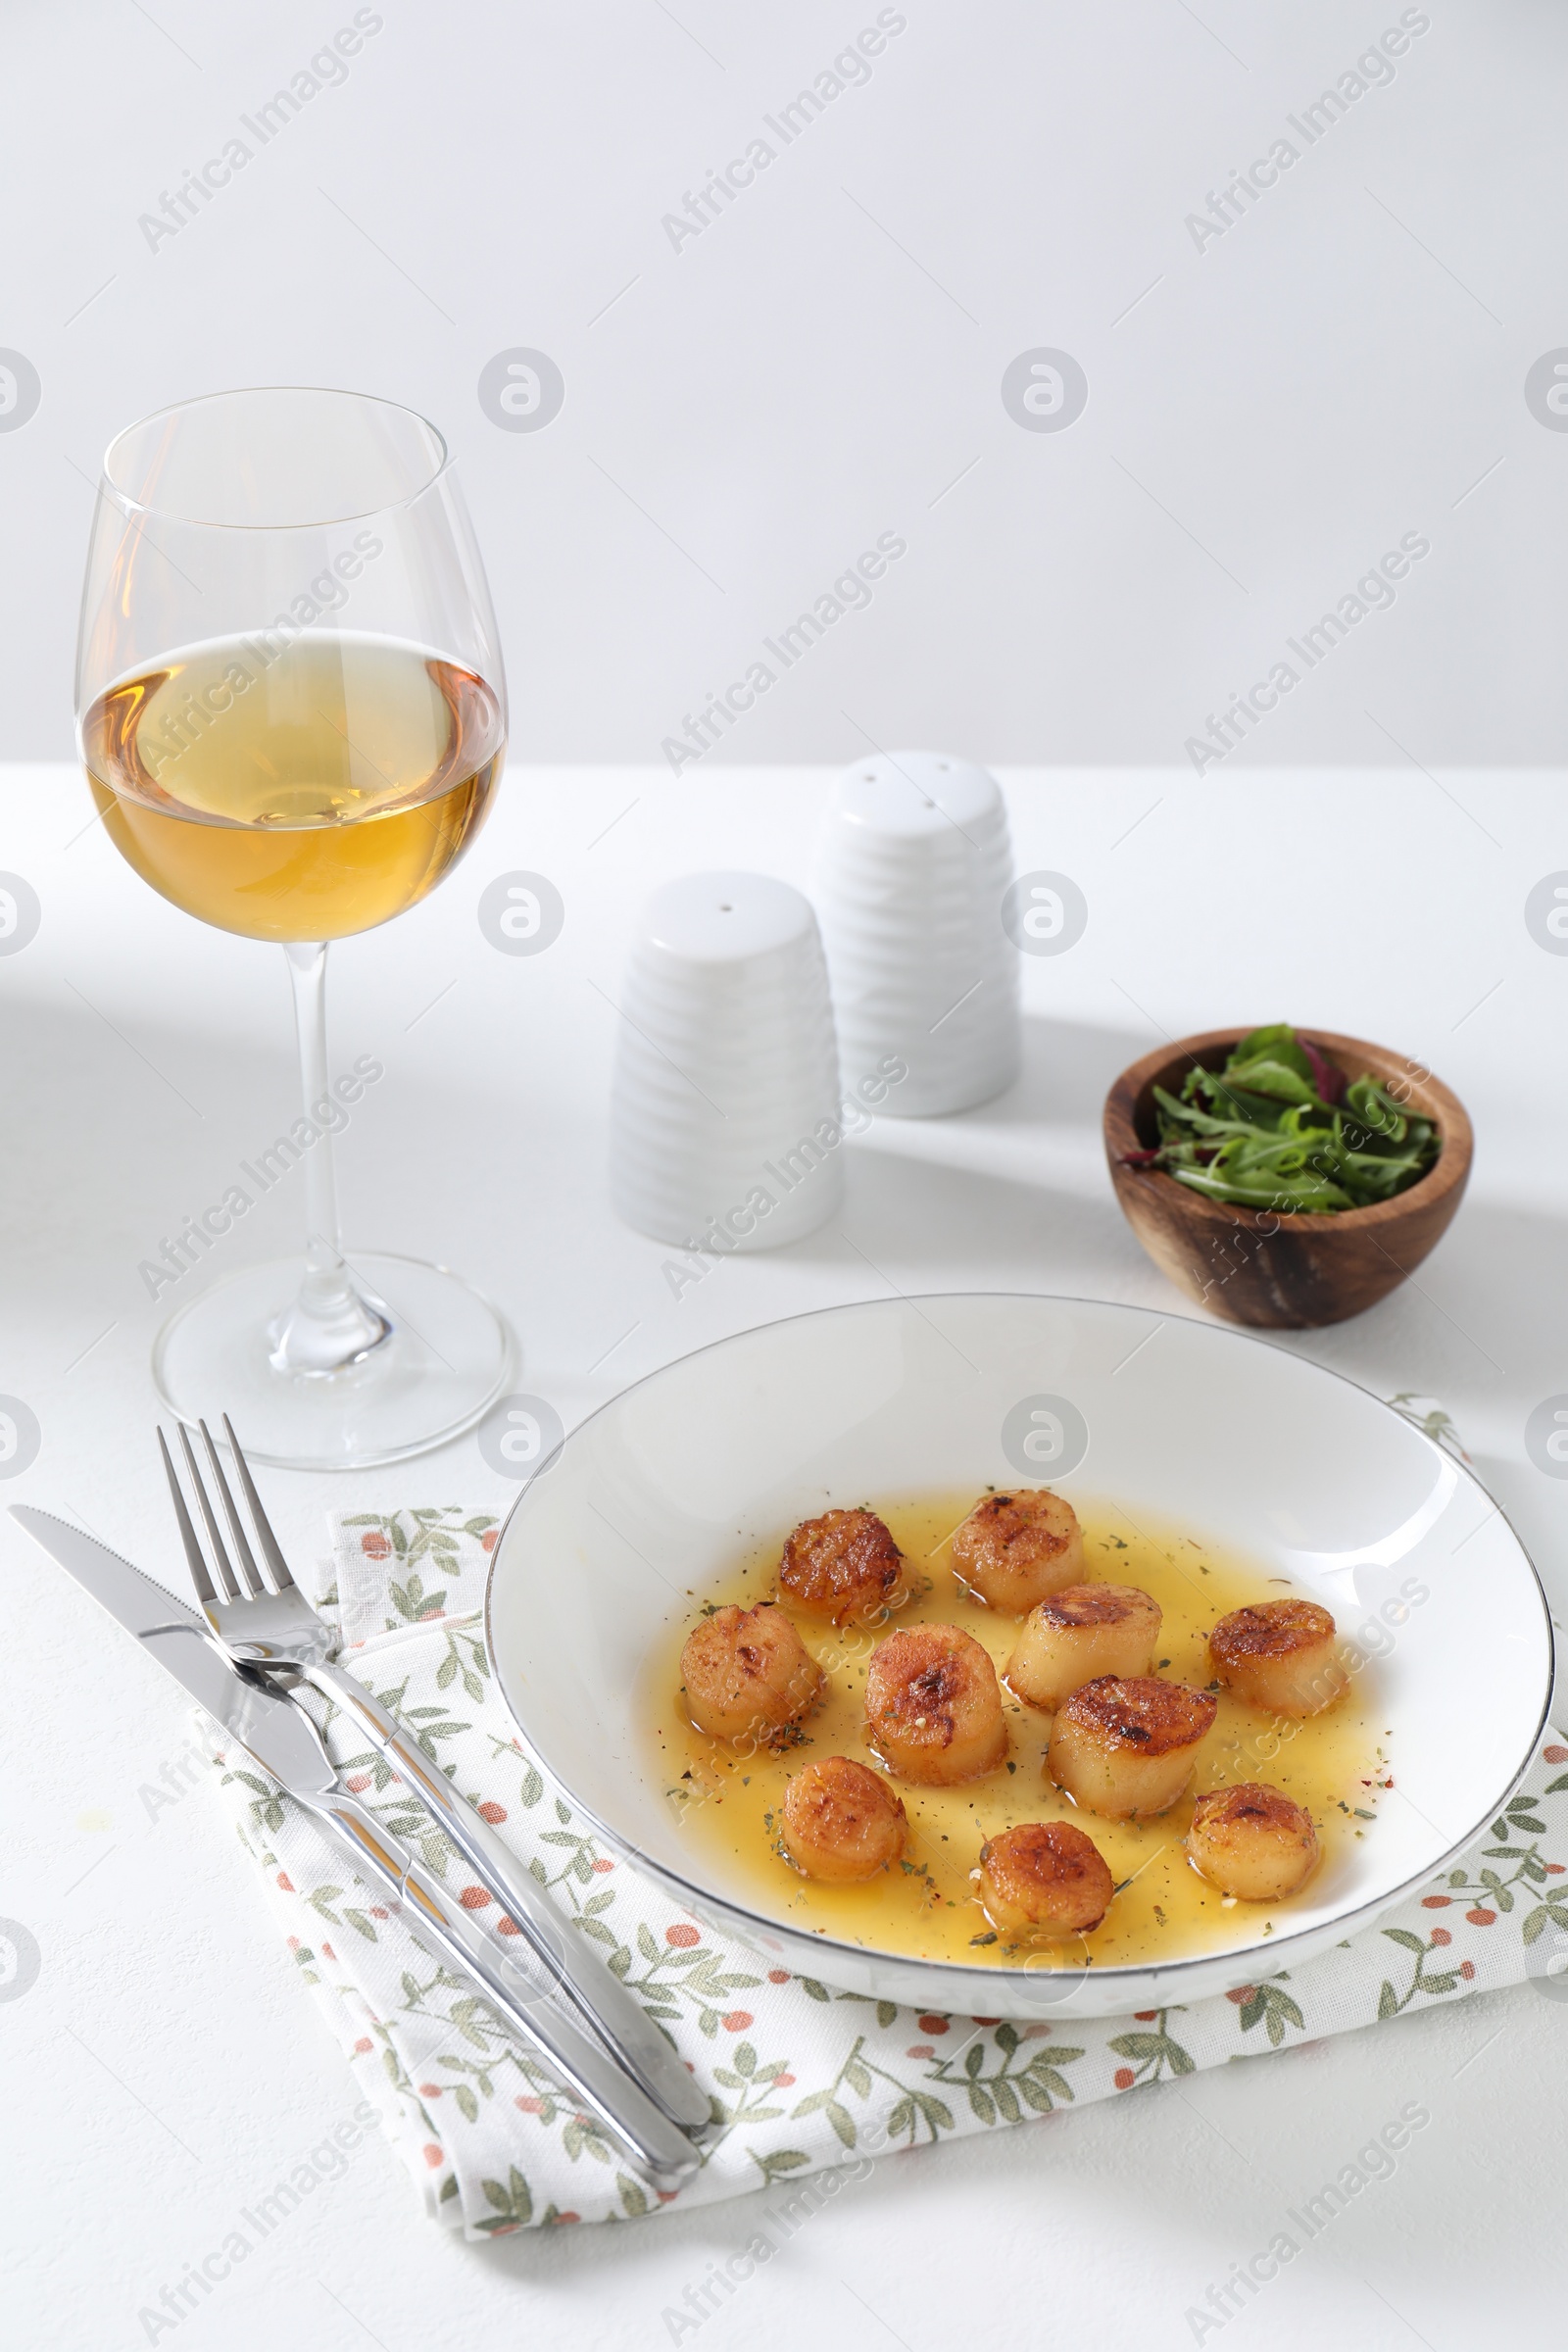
[2,0,1564,771]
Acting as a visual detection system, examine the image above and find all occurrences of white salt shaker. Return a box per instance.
[816,750,1020,1116]
[610,871,845,1251]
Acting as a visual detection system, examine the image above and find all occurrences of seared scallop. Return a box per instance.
[779,1508,906,1625]
[780,1756,906,1883]
[1187,1783,1320,1901]
[679,1604,822,1743]
[864,1623,1008,1785]
[1048,1675,1216,1819]
[978,1820,1115,1936]
[1006,1584,1162,1712]
[951,1488,1085,1612]
[1209,1599,1348,1718]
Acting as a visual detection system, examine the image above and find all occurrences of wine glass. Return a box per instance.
[75,387,511,1469]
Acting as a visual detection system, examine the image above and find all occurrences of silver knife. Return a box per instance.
[152,1429,709,2134]
[11,1507,705,2193]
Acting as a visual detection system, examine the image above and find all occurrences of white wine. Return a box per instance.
[82,631,503,941]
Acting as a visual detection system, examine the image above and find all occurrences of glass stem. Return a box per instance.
[268,941,392,1378]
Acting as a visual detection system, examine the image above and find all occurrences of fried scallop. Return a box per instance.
[779,1508,906,1625]
[951,1488,1085,1612]
[780,1756,906,1883]
[679,1603,822,1743]
[1187,1783,1320,1902]
[1006,1584,1162,1712]
[1208,1599,1348,1718]
[864,1623,1008,1785]
[1048,1675,1216,1820]
[978,1821,1115,1936]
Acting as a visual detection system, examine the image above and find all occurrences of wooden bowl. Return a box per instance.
[1102,1028,1473,1329]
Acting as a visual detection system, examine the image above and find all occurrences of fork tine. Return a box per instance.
[177,1424,240,1602]
[222,1414,295,1592]
[198,1419,264,1596]
[159,1427,218,1610]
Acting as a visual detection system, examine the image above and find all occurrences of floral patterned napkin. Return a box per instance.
[207,1506,1568,2238]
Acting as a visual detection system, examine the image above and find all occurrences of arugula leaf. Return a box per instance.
[1223,1053,1320,1105]
[1128,1027,1439,1215]
[1231,1022,1308,1069]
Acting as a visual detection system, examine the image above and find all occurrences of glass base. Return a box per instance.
[152,1250,513,1471]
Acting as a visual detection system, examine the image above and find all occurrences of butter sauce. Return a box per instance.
[643,1492,1386,1973]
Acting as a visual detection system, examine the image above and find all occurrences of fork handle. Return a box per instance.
[297,1783,704,2194]
[303,1659,711,2135]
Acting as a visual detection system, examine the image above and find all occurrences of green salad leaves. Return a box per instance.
[1125,1023,1438,1213]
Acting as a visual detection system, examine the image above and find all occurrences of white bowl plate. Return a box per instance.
[486,1295,1552,2020]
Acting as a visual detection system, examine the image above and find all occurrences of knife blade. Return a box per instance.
[10,1507,342,1790]
[10,1505,704,2191]
[13,1505,206,1634]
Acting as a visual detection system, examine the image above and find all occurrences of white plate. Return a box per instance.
[485,1295,1552,2020]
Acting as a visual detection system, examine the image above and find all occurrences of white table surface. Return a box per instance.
[3,762,1566,2349]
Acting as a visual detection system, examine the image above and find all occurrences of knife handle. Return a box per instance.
[305,1657,711,2134]
[299,1784,705,2194]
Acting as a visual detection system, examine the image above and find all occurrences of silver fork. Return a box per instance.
[159,1415,710,2139]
